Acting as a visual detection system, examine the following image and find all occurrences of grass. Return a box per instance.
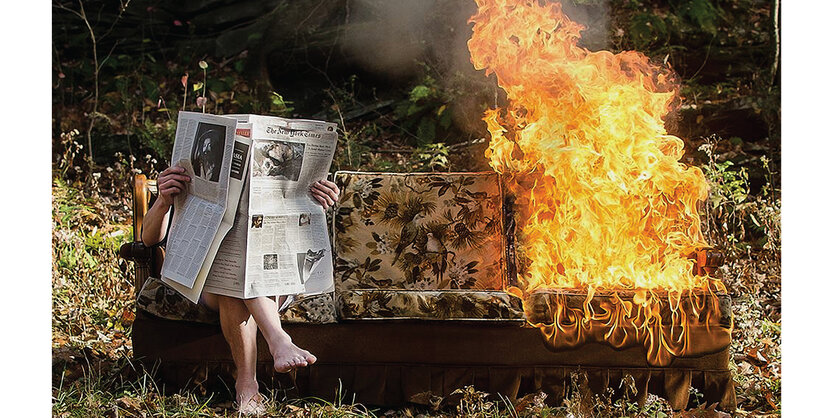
[53,351,676,418]
[52,177,135,356]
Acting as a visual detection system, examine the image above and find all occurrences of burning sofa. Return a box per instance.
[123,0,739,409]
[121,170,735,410]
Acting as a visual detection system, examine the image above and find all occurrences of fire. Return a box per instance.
[468,0,730,365]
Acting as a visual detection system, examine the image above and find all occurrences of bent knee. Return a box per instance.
[200,292,220,312]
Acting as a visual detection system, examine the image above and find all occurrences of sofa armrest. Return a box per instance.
[119,174,160,293]
[119,241,154,263]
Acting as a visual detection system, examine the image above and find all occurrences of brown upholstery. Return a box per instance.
[133,312,735,410]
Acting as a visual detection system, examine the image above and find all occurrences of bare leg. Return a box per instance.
[242,296,317,373]
[204,293,265,415]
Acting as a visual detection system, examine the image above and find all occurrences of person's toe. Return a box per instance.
[275,360,293,373]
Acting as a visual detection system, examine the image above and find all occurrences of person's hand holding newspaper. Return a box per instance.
[156,165,192,207]
[309,179,340,208]
[141,165,191,247]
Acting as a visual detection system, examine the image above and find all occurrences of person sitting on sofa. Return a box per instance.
[141,165,341,415]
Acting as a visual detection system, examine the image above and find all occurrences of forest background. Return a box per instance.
[9,0,827,416]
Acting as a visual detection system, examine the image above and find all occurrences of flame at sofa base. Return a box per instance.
[523,289,732,367]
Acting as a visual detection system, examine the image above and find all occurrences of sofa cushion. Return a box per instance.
[338,289,523,321]
[333,171,522,320]
[135,277,337,324]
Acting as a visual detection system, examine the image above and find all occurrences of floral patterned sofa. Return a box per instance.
[121,172,735,411]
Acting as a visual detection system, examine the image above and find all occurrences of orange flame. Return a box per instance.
[468,0,730,365]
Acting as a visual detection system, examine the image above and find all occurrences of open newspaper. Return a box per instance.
[160,111,338,303]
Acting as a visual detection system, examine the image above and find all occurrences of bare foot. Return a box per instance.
[235,380,266,416]
[271,338,317,373]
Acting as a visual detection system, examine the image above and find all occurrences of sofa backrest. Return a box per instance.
[331,171,523,321]
[333,171,507,291]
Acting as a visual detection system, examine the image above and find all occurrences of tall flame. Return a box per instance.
[468,0,729,365]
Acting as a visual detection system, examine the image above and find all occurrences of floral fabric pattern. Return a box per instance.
[332,171,517,321]
[333,172,505,291]
[135,277,336,324]
[280,292,338,323]
[338,289,524,320]
[136,278,218,324]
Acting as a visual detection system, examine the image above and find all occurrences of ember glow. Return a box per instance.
[468,0,730,365]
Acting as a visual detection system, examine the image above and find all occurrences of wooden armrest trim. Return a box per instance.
[119,242,154,263]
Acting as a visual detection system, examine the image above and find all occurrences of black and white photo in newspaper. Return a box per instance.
[160,112,237,290]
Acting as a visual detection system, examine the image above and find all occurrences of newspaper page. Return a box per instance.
[160,111,237,289]
[201,177,251,298]
[169,125,253,302]
[202,124,255,299]
[235,115,338,298]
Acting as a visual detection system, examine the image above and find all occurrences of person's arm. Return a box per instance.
[309,179,340,209]
[141,166,191,246]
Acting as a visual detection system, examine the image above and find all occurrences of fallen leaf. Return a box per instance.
[409,391,444,410]
[765,392,778,410]
[678,401,732,418]
[745,348,767,366]
[515,391,547,413]
[116,396,144,416]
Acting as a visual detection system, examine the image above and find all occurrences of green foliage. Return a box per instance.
[699,135,780,412]
[135,118,177,162]
[53,356,377,417]
[55,35,291,164]
[269,91,295,116]
[701,154,748,249]
[628,13,670,50]
[558,372,675,418]
[412,143,451,172]
[699,136,780,256]
[395,75,456,146]
[52,179,134,342]
[332,121,401,173]
[619,0,725,51]
[324,73,467,174]
[705,160,748,208]
[674,0,723,35]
